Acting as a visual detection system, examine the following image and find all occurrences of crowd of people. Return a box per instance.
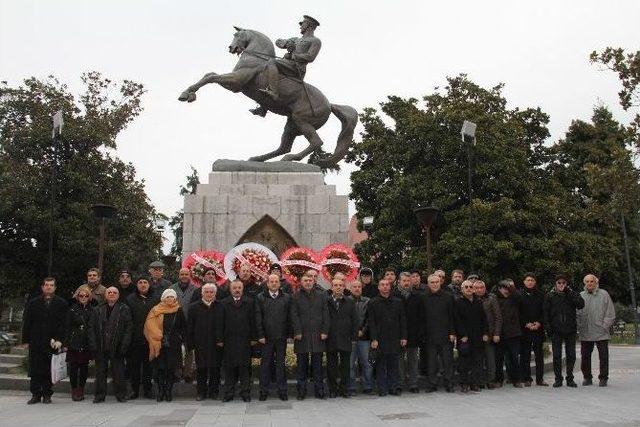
[21,261,617,405]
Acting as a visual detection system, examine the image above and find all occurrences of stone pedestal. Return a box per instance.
[182,160,349,257]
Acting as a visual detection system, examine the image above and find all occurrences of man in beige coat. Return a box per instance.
[577,274,616,387]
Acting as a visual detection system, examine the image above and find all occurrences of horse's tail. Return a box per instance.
[316,104,358,168]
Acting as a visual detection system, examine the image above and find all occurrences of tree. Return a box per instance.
[168,166,200,259]
[548,107,640,301]
[590,48,640,147]
[0,73,163,298]
[346,75,640,299]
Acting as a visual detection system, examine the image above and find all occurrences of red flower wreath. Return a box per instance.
[319,243,360,282]
[279,247,321,290]
[182,250,227,286]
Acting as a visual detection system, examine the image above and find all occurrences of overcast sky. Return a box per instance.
[1,0,638,250]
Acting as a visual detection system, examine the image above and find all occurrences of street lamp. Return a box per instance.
[362,216,374,231]
[414,206,440,273]
[91,204,117,274]
[47,110,63,275]
[461,120,477,271]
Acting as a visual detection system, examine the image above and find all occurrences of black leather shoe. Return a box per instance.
[223,395,233,402]
[445,385,454,393]
[128,391,139,400]
[93,396,105,403]
[209,392,219,400]
[196,394,205,401]
[409,387,419,393]
[279,393,288,401]
[42,396,52,404]
[599,379,608,387]
[566,380,577,388]
[328,392,337,398]
[425,387,437,393]
[340,391,350,398]
[27,395,40,405]
[259,392,268,401]
[116,395,127,403]
[553,381,563,388]
[582,379,593,386]
[378,391,388,397]
[241,395,251,402]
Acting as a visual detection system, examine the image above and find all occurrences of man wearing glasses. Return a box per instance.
[544,274,584,388]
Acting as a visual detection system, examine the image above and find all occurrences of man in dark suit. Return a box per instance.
[88,286,133,403]
[368,279,407,396]
[22,277,68,404]
[291,272,329,400]
[220,279,257,402]
[255,273,292,401]
[326,275,358,398]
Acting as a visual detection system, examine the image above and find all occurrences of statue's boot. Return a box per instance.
[249,105,268,117]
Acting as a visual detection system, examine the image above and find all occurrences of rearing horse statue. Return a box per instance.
[178,27,358,168]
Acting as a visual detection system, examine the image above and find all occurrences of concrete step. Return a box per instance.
[0,363,22,374]
[0,354,25,364]
[10,346,28,356]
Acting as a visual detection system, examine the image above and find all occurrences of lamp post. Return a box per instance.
[91,204,117,274]
[461,120,477,271]
[620,211,640,344]
[414,206,440,273]
[47,110,63,275]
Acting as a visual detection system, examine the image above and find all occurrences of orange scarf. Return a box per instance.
[144,301,179,361]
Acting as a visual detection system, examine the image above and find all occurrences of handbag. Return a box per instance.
[50,351,68,384]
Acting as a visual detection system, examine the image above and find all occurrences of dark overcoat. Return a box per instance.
[422,289,455,344]
[22,295,68,377]
[367,295,407,354]
[186,301,222,368]
[291,287,329,354]
[88,302,132,356]
[220,296,256,365]
[326,296,358,352]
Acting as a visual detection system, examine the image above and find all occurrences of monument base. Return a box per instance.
[182,160,349,257]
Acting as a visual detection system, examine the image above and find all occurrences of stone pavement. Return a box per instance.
[0,345,637,427]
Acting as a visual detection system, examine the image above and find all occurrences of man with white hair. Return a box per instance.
[186,283,224,400]
[89,286,132,403]
[577,274,615,387]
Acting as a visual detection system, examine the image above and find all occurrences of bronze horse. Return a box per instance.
[178,28,358,168]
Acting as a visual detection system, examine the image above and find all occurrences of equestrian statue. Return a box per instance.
[178,15,358,168]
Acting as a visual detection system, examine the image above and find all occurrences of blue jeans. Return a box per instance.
[296,352,324,394]
[349,341,373,392]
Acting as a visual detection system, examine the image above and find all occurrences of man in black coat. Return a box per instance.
[393,272,424,393]
[519,273,548,386]
[423,273,456,392]
[88,286,133,403]
[220,279,257,402]
[22,277,68,404]
[495,279,523,387]
[125,277,160,399]
[186,283,224,400]
[368,279,407,396]
[455,280,489,392]
[255,273,292,401]
[326,275,358,398]
[544,274,585,388]
[291,272,330,400]
[359,267,378,299]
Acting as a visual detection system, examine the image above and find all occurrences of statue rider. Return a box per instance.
[251,15,321,117]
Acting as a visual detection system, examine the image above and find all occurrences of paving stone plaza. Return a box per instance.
[0,346,637,427]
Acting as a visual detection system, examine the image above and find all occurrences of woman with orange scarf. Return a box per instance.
[144,288,185,402]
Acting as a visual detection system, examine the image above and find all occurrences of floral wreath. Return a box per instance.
[181,250,227,286]
[279,247,321,290]
[320,243,360,282]
[224,242,278,283]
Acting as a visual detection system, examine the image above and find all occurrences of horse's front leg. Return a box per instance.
[179,69,254,102]
[178,72,218,102]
